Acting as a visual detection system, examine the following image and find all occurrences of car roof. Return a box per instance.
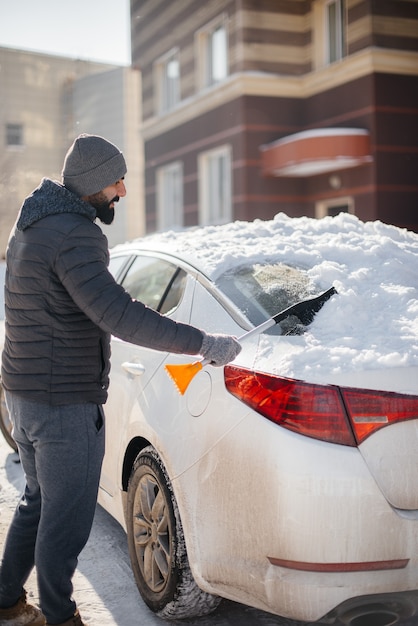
[110,220,307,282]
[111,235,211,278]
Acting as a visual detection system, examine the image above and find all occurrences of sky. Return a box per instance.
[0,0,131,65]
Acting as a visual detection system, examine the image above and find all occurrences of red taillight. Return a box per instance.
[224,366,418,446]
[224,366,355,446]
[341,387,418,443]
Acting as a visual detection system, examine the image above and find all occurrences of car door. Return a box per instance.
[100,253,192,498]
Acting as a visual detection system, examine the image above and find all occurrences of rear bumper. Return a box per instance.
[320,590,418,625]
[179,409,418,622]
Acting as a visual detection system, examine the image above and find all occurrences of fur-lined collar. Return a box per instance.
[17,178,96,231]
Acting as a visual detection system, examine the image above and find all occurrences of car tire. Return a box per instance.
[0,383,17,452]
[126,446,221,619]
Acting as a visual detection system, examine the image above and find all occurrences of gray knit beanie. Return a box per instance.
[61,133,127,197]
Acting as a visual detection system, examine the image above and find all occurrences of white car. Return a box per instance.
[1,215,417,625]
[98,215,418,626]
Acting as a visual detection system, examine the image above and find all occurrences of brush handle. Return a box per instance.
[238,317,276,340]
[200,317,276,367]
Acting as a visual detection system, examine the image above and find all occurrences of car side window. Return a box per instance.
[108,254,131,281]
[121,255,187,314]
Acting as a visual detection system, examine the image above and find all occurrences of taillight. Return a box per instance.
[224,366,418,446]
[224,365,355,446]
[341,387,418,443]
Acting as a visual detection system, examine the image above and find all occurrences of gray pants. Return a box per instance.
[0,392,105,624]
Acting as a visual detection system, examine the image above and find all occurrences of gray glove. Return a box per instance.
[200,332,242,367]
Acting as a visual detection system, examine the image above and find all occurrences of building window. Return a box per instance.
[157,162,183,230]
[196,15,228,89]
[199,145,232,225]
[325,0,345,63]
[155,49,180,113]
[312,0,346,69]
[208,24,227,84]
[316,196,353,218]
[6,123,24,147]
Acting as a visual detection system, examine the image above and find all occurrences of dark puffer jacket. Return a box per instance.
[1,178,204,405]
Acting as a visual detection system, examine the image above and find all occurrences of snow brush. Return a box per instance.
[165,286,337,395]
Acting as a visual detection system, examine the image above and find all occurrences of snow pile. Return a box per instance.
[138,213,418,388]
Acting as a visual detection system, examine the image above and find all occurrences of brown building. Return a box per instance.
[130,0,418,234]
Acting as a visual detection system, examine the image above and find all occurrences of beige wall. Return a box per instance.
[0,47,143,257]
[71,67,143,247]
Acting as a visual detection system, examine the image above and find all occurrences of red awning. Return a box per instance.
[260,128,372,177]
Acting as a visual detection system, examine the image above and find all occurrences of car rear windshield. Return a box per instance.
[216,262,323,333]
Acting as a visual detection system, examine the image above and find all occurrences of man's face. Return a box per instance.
[83,178,126,224]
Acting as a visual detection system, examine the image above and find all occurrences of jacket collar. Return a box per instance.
[17,178,96,231]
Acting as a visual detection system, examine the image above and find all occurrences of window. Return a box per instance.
[196,15,228,89]
[312,0,346,69]
[325,0,345,63]
[121,255,187,315]
[316,196,353,218]
[155,49,180,113]
[208,24,227,84]
[6,123,23,147]
[108,254,131,280]
[157,162,183,231]
[199,145,232,225]
[216,262,320,331]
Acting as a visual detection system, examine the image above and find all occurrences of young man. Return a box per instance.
[0,134,241,626]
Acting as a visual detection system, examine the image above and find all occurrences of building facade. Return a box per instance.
[130,0,418,234]
[0,47,143,256]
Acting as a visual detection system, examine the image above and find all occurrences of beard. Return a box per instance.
[87,191,119,225]
[96,203,115,225]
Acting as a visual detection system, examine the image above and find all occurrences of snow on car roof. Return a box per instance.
[114,212,418,390]
[122,211,417,283]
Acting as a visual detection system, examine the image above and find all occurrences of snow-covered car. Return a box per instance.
[0,261,16,452]
[99,214,418,625]
[4,210,415,625]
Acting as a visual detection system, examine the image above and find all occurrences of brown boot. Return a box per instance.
[46,610,86,626]
[0,591,46,626]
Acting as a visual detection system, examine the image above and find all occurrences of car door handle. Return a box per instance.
[121,361,146,376]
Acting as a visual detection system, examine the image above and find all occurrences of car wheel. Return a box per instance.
[126,446,221,619]
[0,383,17,452]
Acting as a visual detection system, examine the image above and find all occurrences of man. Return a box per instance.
[0,134,241,626]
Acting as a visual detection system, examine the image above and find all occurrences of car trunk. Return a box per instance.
[359,417,418,511]
[242,339,418,510]
[324,365,418,510]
